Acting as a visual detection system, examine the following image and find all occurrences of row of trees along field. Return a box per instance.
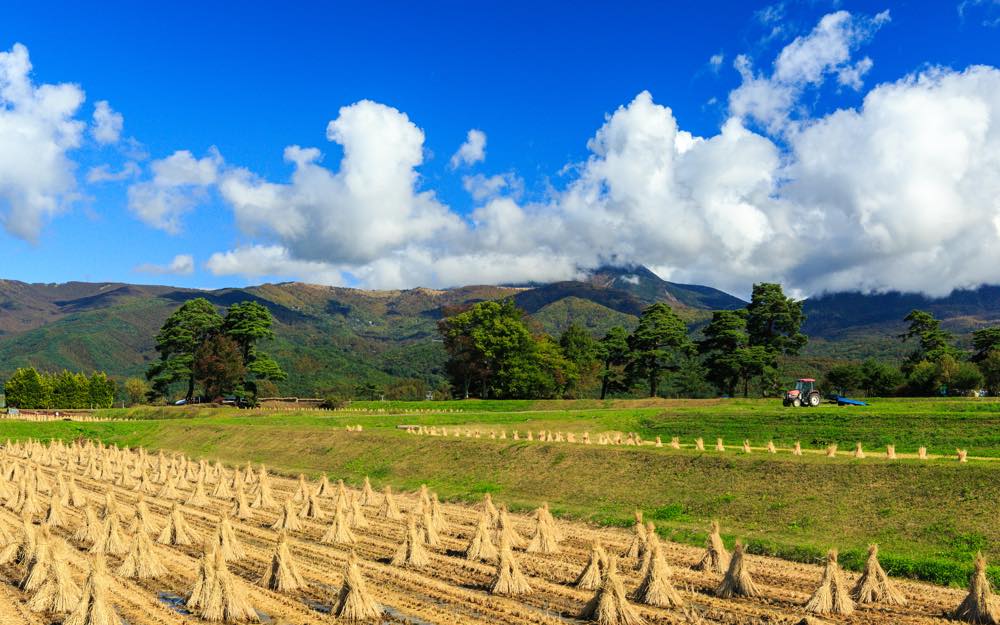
[823,310,1000,397]
[440,283,807,400]
[145,299,286,402]
[2,368,116,409]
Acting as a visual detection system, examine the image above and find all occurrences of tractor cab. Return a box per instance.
[784,378,821,407]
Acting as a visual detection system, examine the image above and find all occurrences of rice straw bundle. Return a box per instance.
[918,446,928,460]
[852,544,905,606]
[21,524,52,592]
[380,486,401,520]
[695,438,705,451]
[213,515,246,561]
[716,542,760,599]
[67,476,86,507]
[767,441,777,454]
[391,517,429,568]
[716,438,725,452]
[489,537,532,596]
[954,553,1000,624]
[187,543,217,611]
[360,476,376,506]
[64,555,121,625]
[260,533,305,592]
[430,493,447,533]
[633,539,683,608]
[90,512,129,555]
[481,493,499,525]
[201,548,259,623]
[804,550,855,615]
[117,527,167,579]
[212,472,233,499]
[250,471,276,510]
[695,521,730,574]
[231,482,253,520]
[45,489,67,527]
[579,555,644,625]
[826,444,838,458]
[854,443,865,459]
[495,504,526,549]
[465,513,499,563]
[131,495,158,534]
[742,440,752,454]
[27,540,80,613]
[271,498,303,532]
[75,505,103,544]
[526,509,560,554]
[421,511,440,547]
[958,449,969,463]
[347,495,369,529]
[886,445,897,460]
[793,441,802,456]
[292,474,309,502]
[158,502,199,546]
[321,505,356,545]
[333,551,382,620]
[576,542,609,590]
[316,474,332,497]
[186,477,210,506]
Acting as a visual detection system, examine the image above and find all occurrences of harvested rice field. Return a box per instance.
[0,436,997,625]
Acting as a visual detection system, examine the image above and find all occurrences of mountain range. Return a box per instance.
[2,266,998,396]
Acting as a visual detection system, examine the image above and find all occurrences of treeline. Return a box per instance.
[826,310,1000,397]
[439,283,807,400]
[3,368,117,409]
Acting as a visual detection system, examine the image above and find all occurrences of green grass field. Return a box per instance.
[3,396,999,587]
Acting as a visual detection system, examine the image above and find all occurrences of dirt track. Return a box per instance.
[0,440,979,625]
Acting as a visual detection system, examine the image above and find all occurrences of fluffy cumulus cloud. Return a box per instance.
[0,43,85,241]
[135,253,195,275]
[449,128,487,168]
[730,10,890,132]
[191,10,1000,297]
[91,100,123,144]
[126,148,221,233]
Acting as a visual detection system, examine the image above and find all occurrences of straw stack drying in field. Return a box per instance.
[954,554,1000,624]
[576,542,609,590]
[495,504,526,549]
[695,521,730,574]
[717,542,761,599]
[695,438,705,451]
[260,532,305,592]
[633,539,683,608]
[804,550,854,615]
[794,441,802,456]
[349,496,370,529]
[231,482,253,520]
[489,537,532,596]
[322,503,357,545]
[852,544,906,605]
[579,555,645,625]
[854,443,865,459]
[333,551,382,621]
[188,543,217,611]
[625,511,645,559]
[887,445,897,460]
[826,444,838,458]
[767,441,777,454]
[201,547,259,622]
[526,506,560,554]
[360,476,376,505]
[159,502,198,545]
[299,492,325,520]
[251,467,276,509]
[716,438,725,452]
[421,510,440,547]
[391,517,430,567]
[91,509,128,556]
[130,495,158,534]
[213,515,246,561]
[272,497,303,532]
[45,489,66,526]
[380,486,401,520]
[64,555,120,625]
[27,540,80,613]
[117,524,167,579]
[465,513,499,563]
[21,524,51,592]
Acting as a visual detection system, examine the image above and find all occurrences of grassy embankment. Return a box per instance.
[3,396,999,587]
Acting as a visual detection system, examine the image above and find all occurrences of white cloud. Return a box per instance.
[91,100,123,144]
[205,245,347,285]
[185,11,1000,298]
[0,43,85,241]
[135,253,195,276]
[449,128,486,168]
[708,53,724,71]
[86,161,141,183]
[730,10,890,132]
[126,148,221,233]
[462,172,523,201]
[217,100,464,266]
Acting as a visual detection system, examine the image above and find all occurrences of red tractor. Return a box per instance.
[783,378,821,407]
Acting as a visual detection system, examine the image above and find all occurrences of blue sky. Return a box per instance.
[2,1,1000,296]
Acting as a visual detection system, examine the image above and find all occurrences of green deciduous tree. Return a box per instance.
[899,310,956,369]
[699,309,748,397]
[88,372,116,408]
[147,298,223,401]
[971,326,1000,362]
[123,377,148,407]
[3,367,49,409]
[860,359,904,397]
[193,334,246,400]
[825,363,864,394]
[598,326,630,399]
[746,283,807,356]
[977,350,1000,395]
[626,303,693,397]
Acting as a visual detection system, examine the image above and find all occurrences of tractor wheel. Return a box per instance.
[808,393,821,407]
[792,398,801,408]
[783,399,790,407]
